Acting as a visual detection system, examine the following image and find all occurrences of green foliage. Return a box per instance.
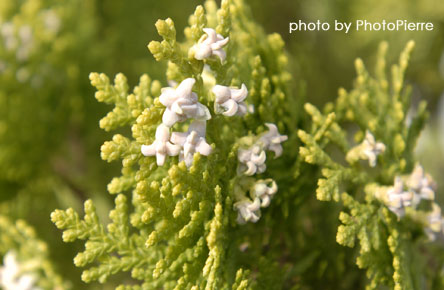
[0,215,69,289]
[0,0,98,197]
[0,0,441,289]
[52,0,298,288]
[298,41,442,289]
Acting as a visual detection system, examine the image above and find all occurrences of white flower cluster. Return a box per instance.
[234,179,277,224]
[142,28,281,225]
[141,78,211,167]
[234,125,287,224]
[386,177,413,218]
[406,164,436,204]
[0,10,60,82]
[361,130,386,167]
[190,28,229,62]
[237,123,288,176]
[158,78,210,127]
[170,120,212,167]
[425,203,444,241]
[213,84,248,116]
[406,165,442,241]
[238,145,267,176]
[42,10,61,34]
[0,252,39,290]
[385,165,437,220]
[1,22,33,82]
[142,28,251,167]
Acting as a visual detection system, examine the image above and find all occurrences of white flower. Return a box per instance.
[386,177,413,218]
[259,123,288,158]
[171,120,212,167]
[159,78,210,127]
[1,22,14,38]
[42,10,61,33]
[213,84,248,116]
[361,130,386,167]
[425,203,443,241]
[238,145,267,176]
[16,26,33,61]
[252,179,277,207]
[141,124,181,166]
[18,26,32,44]
[0,252,39,290]
[407,165,436,205]
[234,197,261,224]
[191,28,229,62]
[1,22,17,51]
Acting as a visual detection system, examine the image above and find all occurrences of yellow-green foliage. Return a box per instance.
[51,0,297,288]
[0,0,97,197]
[0,215,69,289]
[298,42,442,289]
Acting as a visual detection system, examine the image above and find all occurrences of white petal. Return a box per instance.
[166,142,181,156]
[186,131,199,145]
[18,274,36,290]
[375,142,386,153]
[254,183,268,197]
[420,188,435,200]
[155,141,167,154]
[181,103,199,117]
[393,177,404,193]
[261,196,271,207]
[195,139,212,156]
[171,101,184,114]
[194,44,212,60]
[175,78,195,97]
[230,84,248,102]
[401,191,414,207]
[202,28,217,42]
[248,198,261,211]
[268,181,278,195]
[238,149,251,163]
[271,135,288,144]
[244,161,257,176]
[159,88,177,107]
[269,143,283,158]
[141,144,156,156]
[156,152,166,166]
[167,80,178,87]
[264,123,278,135]
[367,153,377,167]
[388,195,402,208]
[188,120,207,137]
[213,85,231,103]
[183,142,194,158]
[212,49,226,62]
[251,150,266,164]
[155,124,171,141]
[162,108,182,127]
[171,132,188,146]
[222,99,238,116]
[250,213,260,223]
[365,130,376,145]
[184,153,194,167]
[195,103,211,120]
[212,36,229,49]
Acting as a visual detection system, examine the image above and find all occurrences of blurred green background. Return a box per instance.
[0,0,443,288]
